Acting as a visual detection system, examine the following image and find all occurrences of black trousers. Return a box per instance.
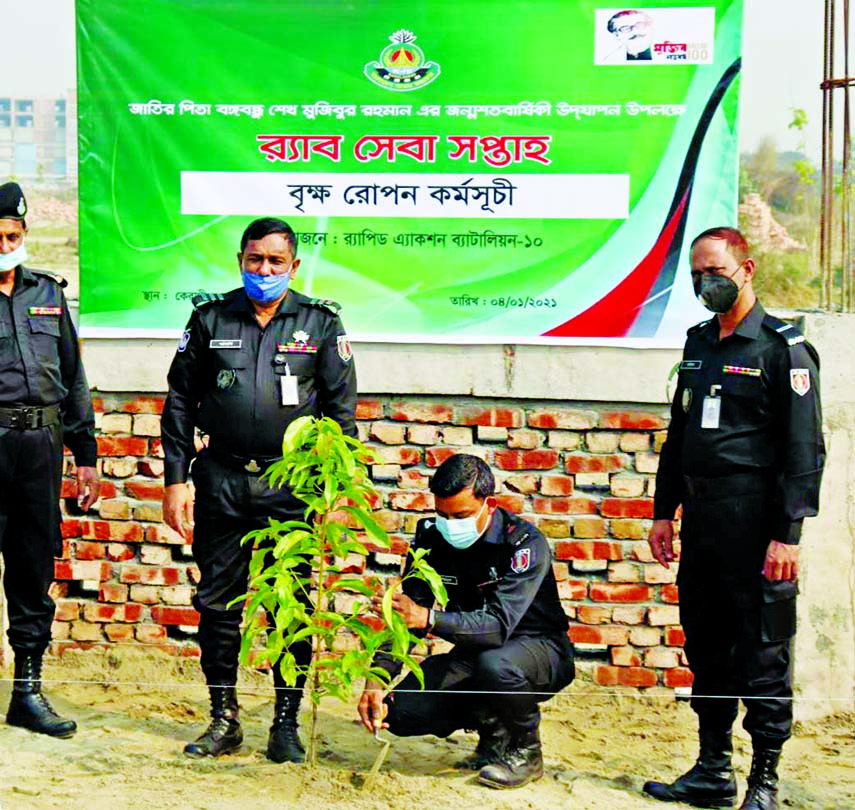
[190,448,310,687]
[0,424,63,655]
[679,486,797,747]
[384,635,574,738]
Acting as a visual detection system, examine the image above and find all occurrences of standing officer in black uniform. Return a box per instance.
[0,182,99,738]
[358,454,574,790]
[643,227,825,810]
[161,217,356,762]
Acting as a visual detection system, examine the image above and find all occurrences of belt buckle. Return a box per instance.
[23,408,40,429]
[244,459,261,473]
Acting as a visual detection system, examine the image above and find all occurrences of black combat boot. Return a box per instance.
[184,685,243,757]
[456,710,512,770]
[478,704,543,789]
[267,688,305,763]
[643,728,738,807]
[6,653,77,738]
[740,748,781,810]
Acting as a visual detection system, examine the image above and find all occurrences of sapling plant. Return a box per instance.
[234,415,447,765]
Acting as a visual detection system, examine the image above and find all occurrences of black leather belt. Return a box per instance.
[208,444,280,474]
[0,403,61,430]
[684,472,771,500]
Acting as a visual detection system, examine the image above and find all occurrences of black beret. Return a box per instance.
[0,182,27,220]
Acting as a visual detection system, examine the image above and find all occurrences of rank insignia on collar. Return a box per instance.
[217,369,236,390]
[337,334,353,363]
[293,330,310,343]
[510,547,532,574]
[790,368,810,397]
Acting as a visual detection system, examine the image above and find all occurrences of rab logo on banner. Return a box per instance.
[364,29,440,91]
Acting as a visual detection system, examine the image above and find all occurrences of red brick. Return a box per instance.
[82,603,144,623]
[55,600,81,622]
[82,520,144,543]
[555,541,622,561]
[388,490,434,512]
[600,498,654,519]
[663,668,694,688]
[370,422,407,444]
[569,624,629,646]
[425,447,456,467]
[458,407,523,428]
[365,535,410,556]
[398,469,429,489]
[73,541,106,561]
[389,401,454,424]
[98,481,119,499]
[355,399,384,420]
[119,565,183,586]
[99,583,128,603]
[144,525,186,545]
[107,543,136,561]
[617,667,658,687]
[104,624,135,642]
[139,460,164,478]
[564,453,628,474]
[124,480,165,501]
[374,446,421,465]
[505,474,538,494]
[494,494,524,513]
[573,517,607,538]
[151,606,200,626]
[600,411,667,430]
[61,479,77,498]
[96,436,149,457]
[661,584,680,604]
[532,496,597,515]
[593,665,620,686]
[136,624,167,643]
[590,583,653,603]
[540,475,574,496]
[61,520,82,539]
[576,605,611,624]
[150,438,165,459]
[53,560,111,582]
[494,449,559,471]
[664,626,686,646]
[557,579,588,600]
[612,646,643,667]
[118,395,165,414]
[527,408,597,430]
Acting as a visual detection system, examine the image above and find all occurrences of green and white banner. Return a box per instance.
[77,0,742,344]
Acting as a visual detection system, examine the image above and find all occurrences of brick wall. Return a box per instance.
[49,392,689,690]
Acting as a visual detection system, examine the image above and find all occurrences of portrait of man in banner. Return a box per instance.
[605,9,654,61]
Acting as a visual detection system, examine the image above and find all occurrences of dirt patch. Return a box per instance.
[0,649,852,809]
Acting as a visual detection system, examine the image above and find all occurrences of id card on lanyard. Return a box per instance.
[701,384,722,429]
[279,364,299,406]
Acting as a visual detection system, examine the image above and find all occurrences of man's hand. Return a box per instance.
[763,540,799,582]
[370,592,430,630]
[75,466,100,512]
[163,483,194,540]
[357,680,388,733]
[647,519,677,569]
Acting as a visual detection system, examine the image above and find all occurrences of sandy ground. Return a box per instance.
[0,649,852,810]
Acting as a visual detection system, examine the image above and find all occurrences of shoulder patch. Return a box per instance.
[31,269,68,288]
[510,546,533,573]
[306,297,342,315]
[192,292,226,309]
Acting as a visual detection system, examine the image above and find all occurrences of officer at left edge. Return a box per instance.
[0,181,99,739]
[161,216,356,763]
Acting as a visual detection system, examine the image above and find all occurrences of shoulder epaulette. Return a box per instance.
[192,292,227,309]
[762,313,806,347]
[30,269,68,288]
[305,297,342,315]
[686,318,711,336]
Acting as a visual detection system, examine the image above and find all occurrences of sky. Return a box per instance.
[0,0,830,159]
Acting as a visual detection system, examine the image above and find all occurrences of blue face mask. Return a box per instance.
[435,500,488,550]
[242,268,291,303]
[0,243,28,272]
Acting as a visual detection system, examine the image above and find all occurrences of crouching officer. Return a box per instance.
[161,217,356,762]
[358,454,575,789]
[0,182,99,738]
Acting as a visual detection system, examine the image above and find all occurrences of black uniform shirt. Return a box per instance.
[0,266,96,466]
[401,508,569,650]
[161,287,357,485]
[654,302,825,544]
